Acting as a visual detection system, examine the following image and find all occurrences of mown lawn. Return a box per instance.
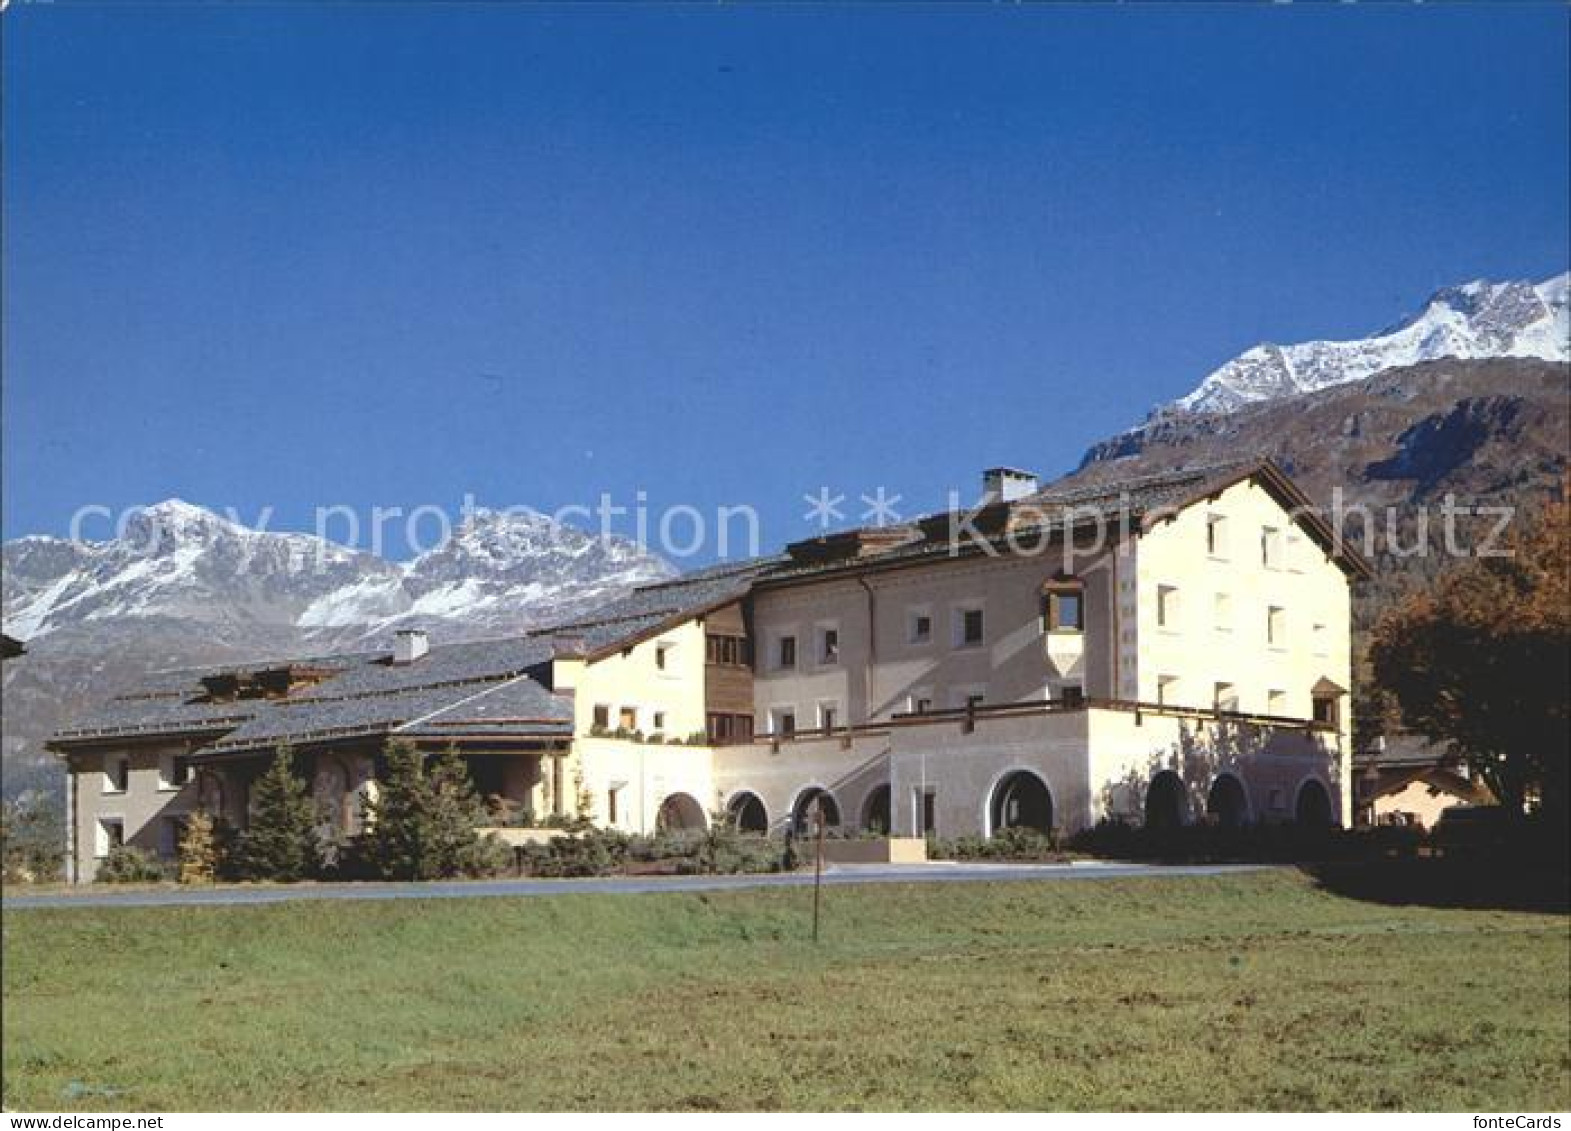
[3,870,1567,1111]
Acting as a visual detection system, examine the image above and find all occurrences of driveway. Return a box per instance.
[3,860,1268,910]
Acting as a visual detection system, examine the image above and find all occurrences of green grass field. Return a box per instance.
[4,870,1568,1111]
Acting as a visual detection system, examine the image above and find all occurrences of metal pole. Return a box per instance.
[812,800,825,944]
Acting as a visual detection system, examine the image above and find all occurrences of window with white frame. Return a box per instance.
[1206,513,1229,559]
[907,689,933,714]
[95,817,125,858]
[1267,605,1286,648]
[1312,621,1329,656]
[1157,585,1179,630]
[1261,526,1283,569]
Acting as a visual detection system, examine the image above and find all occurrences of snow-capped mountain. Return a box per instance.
[1170,273,1569,416]
[3,502,675,644]
[1,502,676,795]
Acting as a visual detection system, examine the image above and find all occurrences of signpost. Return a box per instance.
[811,799,826,944]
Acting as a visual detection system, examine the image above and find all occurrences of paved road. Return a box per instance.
[3,860,1267,910]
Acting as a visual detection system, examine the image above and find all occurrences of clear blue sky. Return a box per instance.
[4,3,1567,562]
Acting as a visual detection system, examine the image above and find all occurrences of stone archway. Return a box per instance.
[1295,779,1334,827]
[312,755,355,836]
[656,792,708,832]
[791,787,840,835]
[861,784,892,834]
[1206,774,1249,829]
[989,770,1054,836]
[196,770,226,822]
[1145,770,1188,830]
[727,792,768,834]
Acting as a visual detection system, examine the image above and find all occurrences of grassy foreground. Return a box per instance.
[4,871,1568,1111]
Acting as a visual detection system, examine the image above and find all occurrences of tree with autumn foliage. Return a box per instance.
[1370,496,1569,820]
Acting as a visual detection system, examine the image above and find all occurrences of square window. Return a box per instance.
[619,706,638,732]
[1044,589,1083,632]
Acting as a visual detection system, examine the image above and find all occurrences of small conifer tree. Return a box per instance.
[232,746,321,882]
[178,809,219,884]
[364,740,493,879]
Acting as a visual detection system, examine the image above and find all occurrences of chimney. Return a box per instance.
[392,629,429,665]
[981,467,1039,504]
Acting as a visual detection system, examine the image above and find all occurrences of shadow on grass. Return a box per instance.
[1303,858,1570,914]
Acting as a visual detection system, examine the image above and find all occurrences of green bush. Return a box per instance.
[925,828,1064,861]
[467,833,517,878]
[522,827,631,877]
[1,794,66,884]
[95,845,166,884]
[624,829,783,875]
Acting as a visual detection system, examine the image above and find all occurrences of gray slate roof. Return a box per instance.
[540,555,784,655]
[51,635,569,753]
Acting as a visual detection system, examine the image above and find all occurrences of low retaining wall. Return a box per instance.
[478,827,569,847]
[821,837,927,864]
